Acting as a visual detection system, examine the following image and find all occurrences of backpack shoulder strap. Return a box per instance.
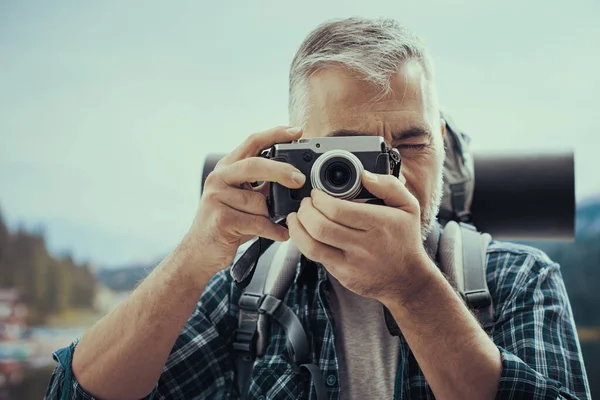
[233,240,282,398]
[458,223,494,330]
[438,221,495,331]
[233,240,327,400]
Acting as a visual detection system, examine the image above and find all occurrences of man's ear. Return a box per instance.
[440,118,446,138]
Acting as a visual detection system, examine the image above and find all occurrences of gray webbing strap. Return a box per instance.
[459,223,495,329]
[234,241,280,399]
[450,182,471,222]
[260,295,328,400]
[300,364,328,400]
[234,241,327,400]
[260,295,310,361]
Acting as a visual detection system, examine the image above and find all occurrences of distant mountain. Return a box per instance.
[95,262,160,292]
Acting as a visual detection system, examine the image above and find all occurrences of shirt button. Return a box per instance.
[257,396,265,400]
[326,374,337,386]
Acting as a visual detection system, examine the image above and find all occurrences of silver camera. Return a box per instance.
[265,136,401,218]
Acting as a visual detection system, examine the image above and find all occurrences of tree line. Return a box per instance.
[0,209,96,325]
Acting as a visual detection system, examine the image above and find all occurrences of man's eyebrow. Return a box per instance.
[392,126,432,141]
[327,127,432,140]
[327,129,372,137]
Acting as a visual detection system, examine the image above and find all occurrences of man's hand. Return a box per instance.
[286,170,434,304]
[182,126,307,281]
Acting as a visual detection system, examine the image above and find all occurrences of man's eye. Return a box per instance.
[399,144,426,150]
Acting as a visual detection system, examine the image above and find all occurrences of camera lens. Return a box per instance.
[310,150,364,200]
[326,162,351,187]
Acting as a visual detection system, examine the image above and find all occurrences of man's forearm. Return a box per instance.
[382,260,502,400]
[71,240,218,400]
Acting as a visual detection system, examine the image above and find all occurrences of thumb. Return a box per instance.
[361,171,417,212]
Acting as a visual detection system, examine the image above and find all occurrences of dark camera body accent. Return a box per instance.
[266,136,398,219]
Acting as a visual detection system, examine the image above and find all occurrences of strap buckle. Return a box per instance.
[239,293,263,311]
[463,289,492,309]
[233,293,264,355]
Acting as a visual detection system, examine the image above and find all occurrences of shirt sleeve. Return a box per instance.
[44,269,240,400]
[488,251,591,399]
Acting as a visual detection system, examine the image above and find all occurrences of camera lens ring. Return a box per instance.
[310,150,364,200]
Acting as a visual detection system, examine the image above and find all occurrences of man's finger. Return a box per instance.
[211,187,269,217]
[310,189,379,231]
[222,126,303,165]
[286,212,345,265]
[217,157,306,189]
[231,210,290,242]
[296,197,361,250]
[360,171,419,212]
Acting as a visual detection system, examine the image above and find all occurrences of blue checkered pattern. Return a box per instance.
[44,241,591,399]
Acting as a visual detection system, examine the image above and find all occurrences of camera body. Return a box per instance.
[265,136,401,219]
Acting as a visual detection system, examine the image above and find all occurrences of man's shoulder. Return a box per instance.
[484,240,560,287]
[486,240,556,266]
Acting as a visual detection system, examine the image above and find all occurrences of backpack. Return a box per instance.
[228,111,495,400]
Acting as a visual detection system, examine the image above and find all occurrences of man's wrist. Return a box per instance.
[379,254,443,311]
[168,237,224,292]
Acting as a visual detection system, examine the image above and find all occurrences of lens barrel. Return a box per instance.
[310,150,364,199]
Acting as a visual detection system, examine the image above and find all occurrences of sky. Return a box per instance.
[1,0,599,267]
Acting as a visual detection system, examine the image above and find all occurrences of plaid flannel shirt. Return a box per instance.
[45,241,591,399]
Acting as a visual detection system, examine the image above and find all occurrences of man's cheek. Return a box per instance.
[403,181,417,201]
[402,165,429,205]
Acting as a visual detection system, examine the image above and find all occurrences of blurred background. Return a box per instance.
[1,0,599,398]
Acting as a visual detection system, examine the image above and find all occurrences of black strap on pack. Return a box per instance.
[450,182,471,223]
[458,223,495,330]
[437,182,472,225]
[259,295,327,398]
[233,241,327,400]
[233,240,279,397]
[230,237,274,289]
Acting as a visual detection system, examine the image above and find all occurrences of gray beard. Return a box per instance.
[420,168,445,241]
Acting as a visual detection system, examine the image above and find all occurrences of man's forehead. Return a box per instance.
[308,60,425,97]
[304,61,433,137]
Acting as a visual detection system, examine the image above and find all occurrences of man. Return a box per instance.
[45,17,590,399]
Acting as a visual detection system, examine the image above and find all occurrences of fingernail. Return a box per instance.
[363,170,377,181]
[286,127,302,135]
[292,171,306,184]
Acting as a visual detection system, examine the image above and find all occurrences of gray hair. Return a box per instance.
[288,17,437,127]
